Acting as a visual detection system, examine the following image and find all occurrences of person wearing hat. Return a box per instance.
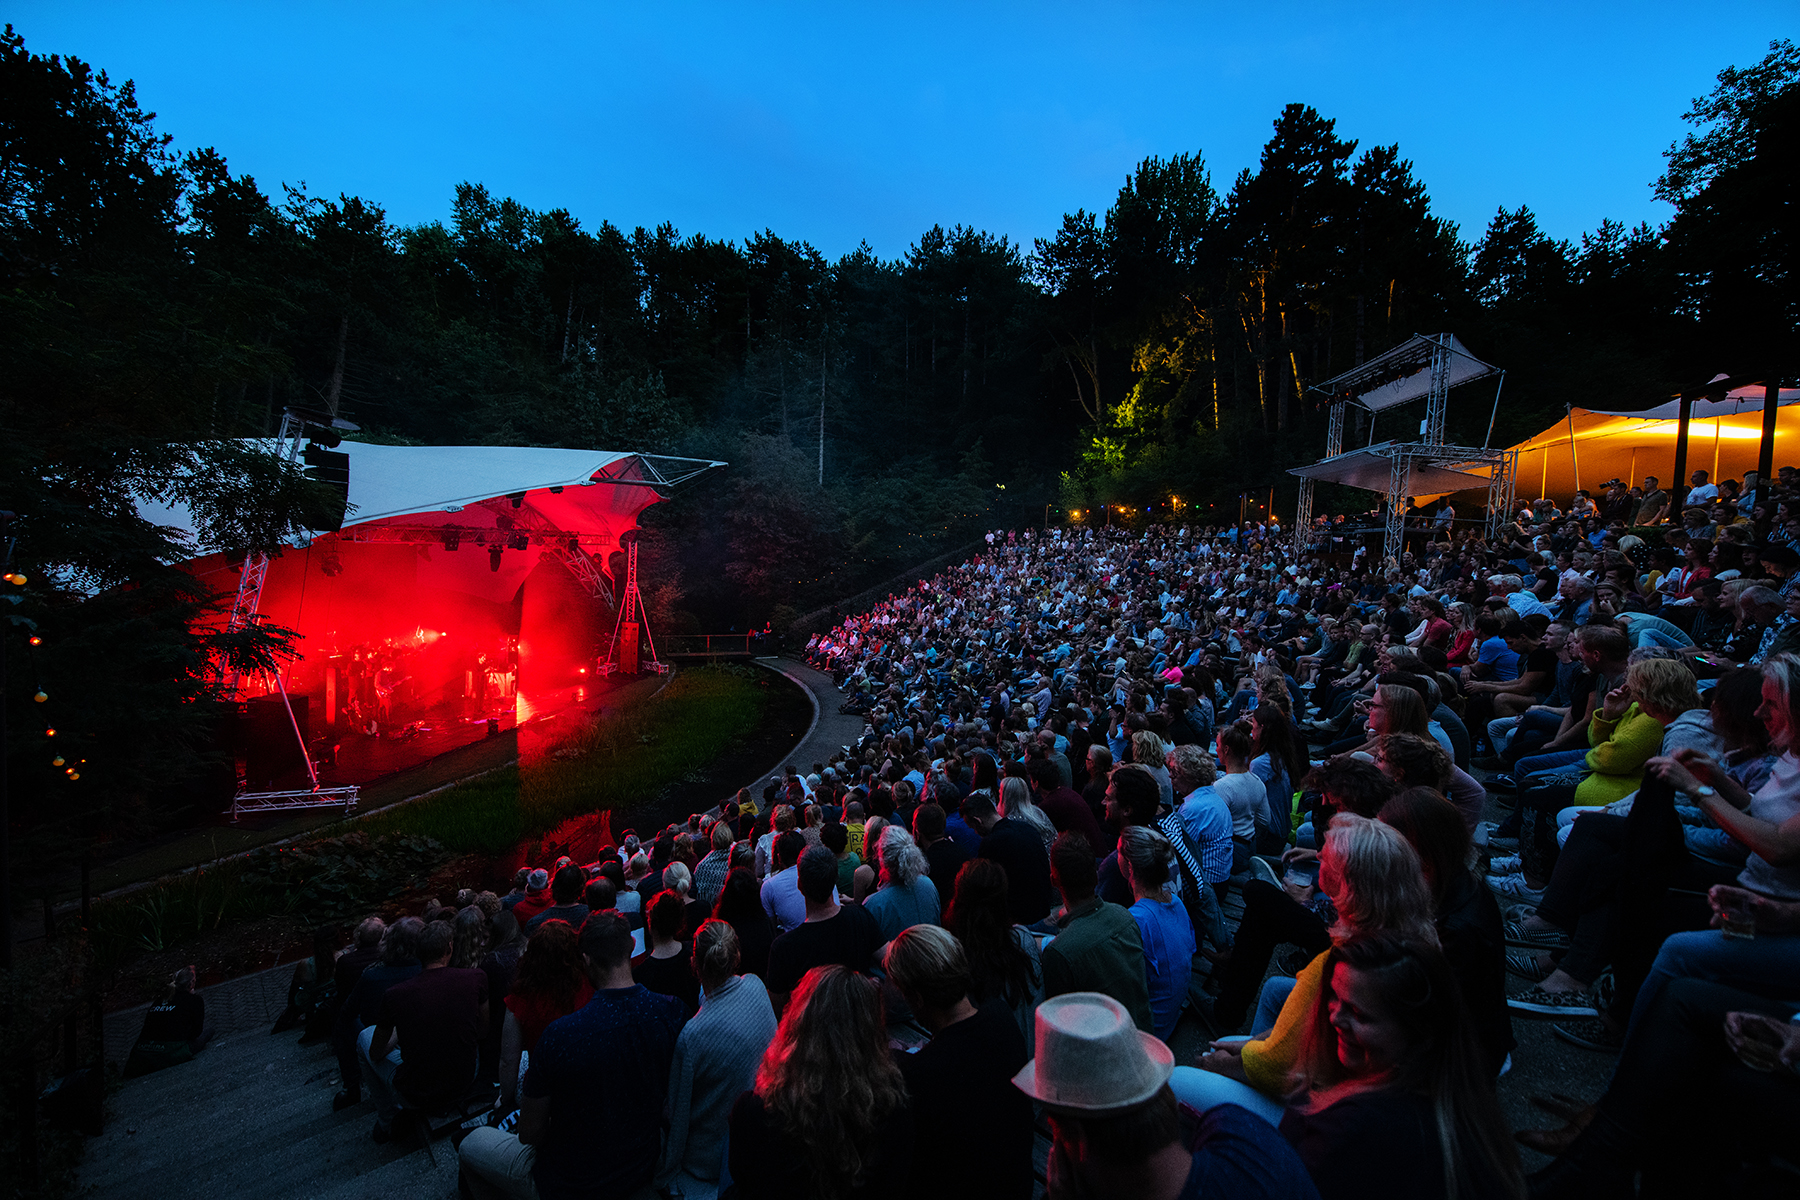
[1014,992,1317,1200]
[511,868,555,925]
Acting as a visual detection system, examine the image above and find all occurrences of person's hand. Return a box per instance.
[1646,754,1704,794]
[1599,684,1633,722]
[1197,1045,1249,1081]
[1281,846,1319,867]
[1671,747,1723,788]
[1723,1011,1800,1073]
[1709,885,1800,935]
[1282,877,1316,906]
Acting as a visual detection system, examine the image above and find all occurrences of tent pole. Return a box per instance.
[1566,407,1579,497]
[1483,371,1506,448]
[1713,419,1723,479]
[1759,379,1779,482]
[1672,396,1693,513]
[1540,448,1547,498]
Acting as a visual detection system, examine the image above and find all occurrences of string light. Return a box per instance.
[34,691,48,703]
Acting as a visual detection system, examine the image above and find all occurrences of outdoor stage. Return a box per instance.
[140,424,724,815]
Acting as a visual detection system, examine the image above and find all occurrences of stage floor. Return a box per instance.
[257,678,633,794]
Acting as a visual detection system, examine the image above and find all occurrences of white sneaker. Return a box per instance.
[1487,873,1545,906]
[1486,854,1523,876]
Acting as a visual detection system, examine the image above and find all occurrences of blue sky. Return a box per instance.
[12,3,1791,259]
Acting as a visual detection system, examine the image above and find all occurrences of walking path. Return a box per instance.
[747,657,865,788]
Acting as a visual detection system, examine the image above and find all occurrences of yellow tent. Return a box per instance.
[1509,385,1800,502]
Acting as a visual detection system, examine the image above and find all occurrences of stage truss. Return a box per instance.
[1293,333,1513,562]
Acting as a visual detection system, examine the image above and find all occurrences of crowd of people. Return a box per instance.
[246,469,1800,1200]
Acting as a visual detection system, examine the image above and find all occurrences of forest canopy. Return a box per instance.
[1,27,1794,862]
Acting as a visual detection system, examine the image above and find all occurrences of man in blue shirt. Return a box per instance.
[1460,612,1521,685]
[459,911,687,1200]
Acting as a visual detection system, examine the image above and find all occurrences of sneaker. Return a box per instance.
[1485,834,1520,853]
[1503,918,1571,949]
[1506,950,1554,982]
[1486,854,1523,876]
[1508,986,1599,1018]
[1487,873,1546,906]
[1487,773,1521,792]
[1553,1018,1624,1053]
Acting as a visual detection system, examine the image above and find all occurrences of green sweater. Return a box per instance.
[1041,896,1153,1033]
[1576,702,1667,807]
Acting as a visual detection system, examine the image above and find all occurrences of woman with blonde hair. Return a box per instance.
[728,965,913,1199]
[1283,936,1525,1199]
[1176,814,1437,1121]
[996,775,1056,856]
[1132,729,1174,808]
[1494,654,1700,906]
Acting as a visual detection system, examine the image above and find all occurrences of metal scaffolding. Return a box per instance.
[1294,334,1512,563]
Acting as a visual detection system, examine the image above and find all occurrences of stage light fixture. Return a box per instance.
[442,530,460,551]
[507,492,526,508]
[549,485,564,494]
[509,533,529,552]
[489,545,504,572]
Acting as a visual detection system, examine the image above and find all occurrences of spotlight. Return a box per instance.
[507,492,526,508]
[509,533,529,552]
[488,545,504,572]
[442,530,460,552]
[549,485,564,494]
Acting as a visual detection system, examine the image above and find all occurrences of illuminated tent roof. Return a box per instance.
[1288,444,1494,495]
[1507,391,1800,501]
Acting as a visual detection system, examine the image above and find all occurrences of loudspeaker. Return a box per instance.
[242,695,310,789]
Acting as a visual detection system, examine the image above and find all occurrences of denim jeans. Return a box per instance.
[357,1024,404,1127]
[1168,1064,1285,1125]
[1516,749,1588,780]
[1625,929,1800,1039]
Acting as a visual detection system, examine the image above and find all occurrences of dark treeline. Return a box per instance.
[1,27,1794,861]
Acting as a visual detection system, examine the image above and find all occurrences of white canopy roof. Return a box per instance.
[1589,383,1800,421]
[139,443,725,547]
[1288,443,1492,495]
[1314,333,1497,413]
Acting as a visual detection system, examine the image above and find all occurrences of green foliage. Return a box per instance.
[363,666,766,853]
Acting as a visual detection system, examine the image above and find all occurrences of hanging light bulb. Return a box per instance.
[34,691,48,703]
[68,772,80,781]
[52,757,64,767]
[29,636,42,646]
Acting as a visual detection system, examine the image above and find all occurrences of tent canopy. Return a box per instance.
[1288,443,1493,495]
[1507,397,1800,502]
[1312,333,1497,413]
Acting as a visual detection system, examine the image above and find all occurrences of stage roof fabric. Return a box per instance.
[139,444,724,549]
[1313,334,1497,413]
[1287,444,1493,495]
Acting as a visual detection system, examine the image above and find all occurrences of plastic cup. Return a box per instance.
[1719,893,1756,941]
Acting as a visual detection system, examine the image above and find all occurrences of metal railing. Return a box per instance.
[661,633,763,658]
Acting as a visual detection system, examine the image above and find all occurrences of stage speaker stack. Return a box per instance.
[618,622,640,674]
[242,694,310,789]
